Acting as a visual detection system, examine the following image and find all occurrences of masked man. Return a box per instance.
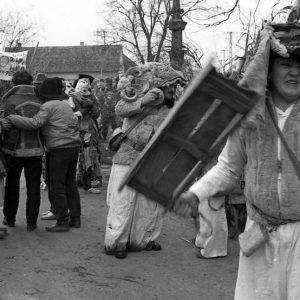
[104,62,186,259]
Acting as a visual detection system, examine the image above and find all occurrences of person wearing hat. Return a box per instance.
[104,62,186,259]
[71,74,102,193]
[0,70,44,232]
[173,13,300,300]
[4,77,82,232]
[40,77,71,221]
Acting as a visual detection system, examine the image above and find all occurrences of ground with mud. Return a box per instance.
[0,164,240,300]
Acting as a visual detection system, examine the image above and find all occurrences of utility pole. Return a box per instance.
[96,29,107,45]
[169,0,187,70]
[224,31,235,73]
[102,30,106,45]
[228,31,233,73]
[221,49,226,73]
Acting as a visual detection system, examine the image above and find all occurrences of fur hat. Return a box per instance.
[39,78,65,100]
[271,23,300,57]
[239,18,300,127]
[33,73,47,84]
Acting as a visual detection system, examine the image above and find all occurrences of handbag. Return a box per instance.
[238,222,268,257]
[108,105,158,152]
[108,127,127,152]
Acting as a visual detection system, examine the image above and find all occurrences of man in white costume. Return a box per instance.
[104,62,186,259]
[174,20,300,300]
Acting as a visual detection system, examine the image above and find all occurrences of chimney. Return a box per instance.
[17,42,22,49]
[80,42,84,46]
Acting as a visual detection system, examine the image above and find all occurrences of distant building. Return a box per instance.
[14,44,136,82]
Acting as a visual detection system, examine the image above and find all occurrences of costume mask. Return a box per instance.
[117,62,187,103]
[75,78,91,95]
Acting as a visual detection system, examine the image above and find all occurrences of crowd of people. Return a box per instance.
[1,14,300,299]
[0,62,186,251]
[0,70,119,232]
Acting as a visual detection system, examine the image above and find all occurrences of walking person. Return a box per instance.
[0,70,44,232]
[4,77,82,232]
[173,20,300,299]
[104,62,186,259]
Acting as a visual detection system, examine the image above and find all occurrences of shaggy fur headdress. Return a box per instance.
[240,16,300,127]
[117,62,187,102]
[270,23,300,57]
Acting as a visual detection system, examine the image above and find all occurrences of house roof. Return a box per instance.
[18,44,136,74]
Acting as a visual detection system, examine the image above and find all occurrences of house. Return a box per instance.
[17,44,136,82]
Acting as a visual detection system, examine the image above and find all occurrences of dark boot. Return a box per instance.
[3,217,15,227]
[145,241,162,251]
[0,227,7,239]
[46,222,69,232]
[69,217,81,228]
[114,245,127,259]
[115,249,127,259]
[27,224,37,232]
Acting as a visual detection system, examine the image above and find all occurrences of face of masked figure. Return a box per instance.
[162,83,178,108]
[75,78,91,95]
[76,78,91,91]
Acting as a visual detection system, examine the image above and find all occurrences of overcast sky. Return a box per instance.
[1,0,107,47]
[0,0,294,61]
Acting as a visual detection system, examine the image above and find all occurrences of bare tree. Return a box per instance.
[98,0,294,71]
[98,0,173,64]
[216,0,294,76]
[97,0,257,64]
[97,0,238,65]
[0,11,38,98]
[181,0,240,27]
[0,11,38,51]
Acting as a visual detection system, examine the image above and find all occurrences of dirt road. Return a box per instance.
[0,164,240,300]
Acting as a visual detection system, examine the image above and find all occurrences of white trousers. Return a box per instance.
[195,197,228,258]
[235,218,300,300]
[105,164,164,251]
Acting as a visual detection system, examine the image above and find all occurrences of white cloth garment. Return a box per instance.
[235,218,300,300]
[195,196,228,258]
[105,164,164,250]
[235,105,298,300]
[190,104,300,300]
